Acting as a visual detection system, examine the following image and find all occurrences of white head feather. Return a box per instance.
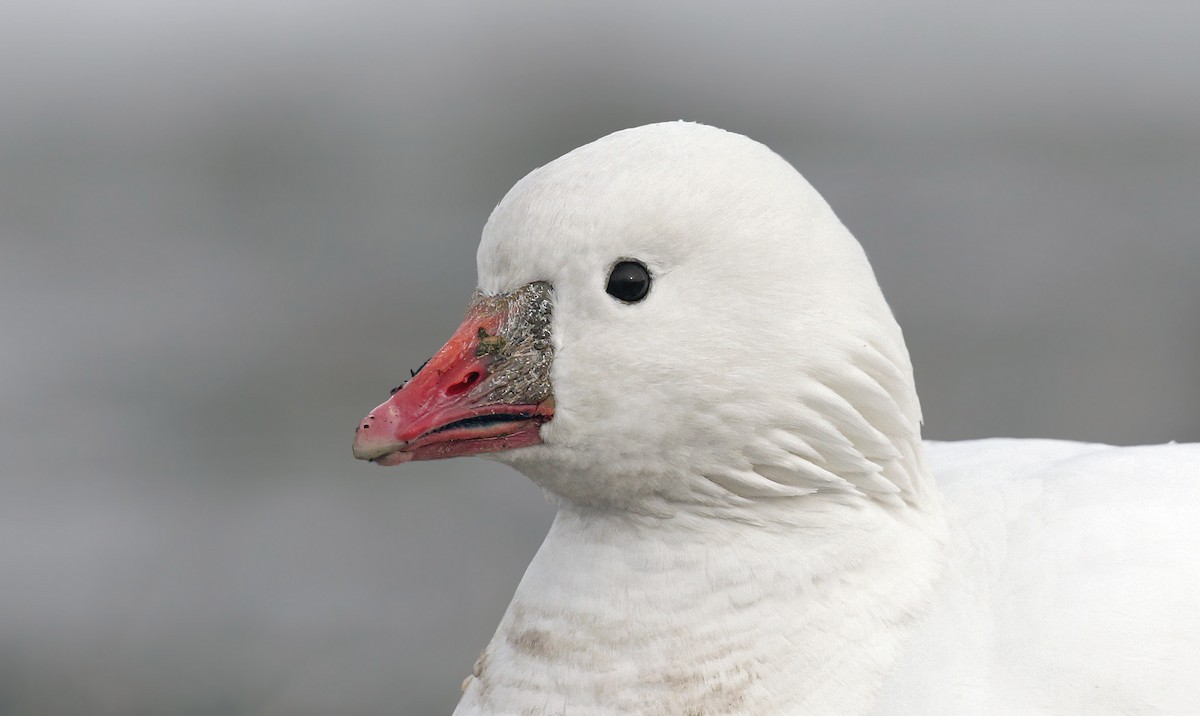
[478,121,933,518]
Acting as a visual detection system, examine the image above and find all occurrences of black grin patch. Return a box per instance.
[466,281,554,407]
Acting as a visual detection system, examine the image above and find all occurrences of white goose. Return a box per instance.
[353,122,1200,715]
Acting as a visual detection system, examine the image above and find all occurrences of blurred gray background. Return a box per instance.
[3,1,1198,713]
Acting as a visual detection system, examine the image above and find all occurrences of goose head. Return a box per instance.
[354,122,929,516]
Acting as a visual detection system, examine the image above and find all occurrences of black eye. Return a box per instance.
[606,260,651,303]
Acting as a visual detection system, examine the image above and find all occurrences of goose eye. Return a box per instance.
[605,260,651,303]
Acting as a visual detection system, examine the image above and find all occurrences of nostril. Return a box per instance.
[445,371,481,397]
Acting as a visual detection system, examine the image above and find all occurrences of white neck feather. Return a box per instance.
[457,494,945,715]
[460,123,950,714]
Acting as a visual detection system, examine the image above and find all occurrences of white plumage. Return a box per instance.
[414,122,1199,715]
[882,439,1200,714]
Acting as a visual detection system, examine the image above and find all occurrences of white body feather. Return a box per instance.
[877,439,1200,715]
